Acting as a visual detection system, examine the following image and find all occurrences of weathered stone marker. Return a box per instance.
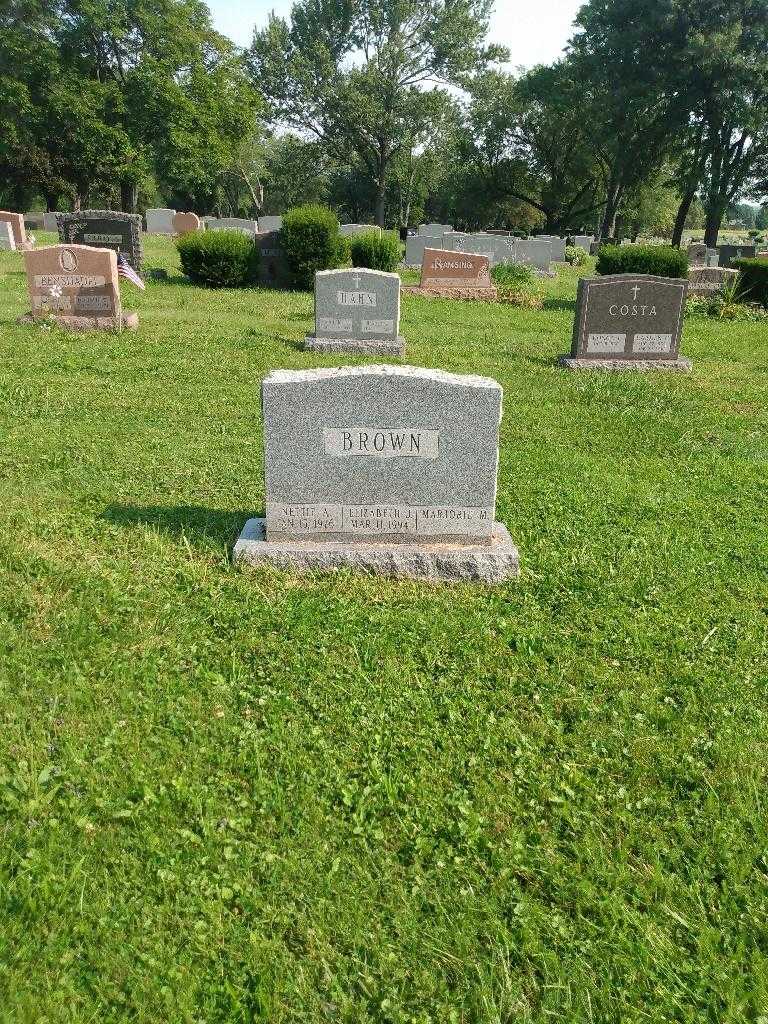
[560,274,690,371]
[19,244,138,331]
[254,231,290,287]
[0,221,16,251]
[716,243,757,269]
[172,212,201,235]
[687,242,707,266]
[258,215,283,232]
[0,211,31,250]
[145,208,176,234]
[304,269,404,356]
[57,211,143,272]
[234,365,519,582]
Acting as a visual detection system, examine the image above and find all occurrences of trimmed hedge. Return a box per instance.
[350,231,402,272]
[733,258,768,306]
[281,204,342,289]
[176,229,259,287]
[596,244,688,278]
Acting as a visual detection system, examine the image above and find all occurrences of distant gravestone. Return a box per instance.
[254,230,290,287]
[687,266,738,298]
[43,212,59,232]
[57,211,143,271]
[0,211,30,249]
[145,208,176,234]
[172,212,201,235]
[0,221,16,251]
[340,223,381,238]
[258,215,283,232]
[418,223,453,236]
[539,236,567,261]
[560,274,690,371]
[687,242,708,266]
[412,247,496,299]
[717,244,756,269]
[207,217,257,235]
[513,238,553,272]
[404,234,440,266]
[572,235,594,252]
[233,365,519,582]
[304,268,404,356]
[19,244,138,331]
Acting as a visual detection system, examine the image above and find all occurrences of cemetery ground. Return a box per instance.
[1,235,767,1023]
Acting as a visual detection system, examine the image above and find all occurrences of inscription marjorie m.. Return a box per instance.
[323,427,439,459]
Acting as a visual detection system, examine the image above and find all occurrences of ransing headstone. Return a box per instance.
[172,212,201,235]
[19,244,138,331]
[0,211,30,250]
[254,230,290,287]
[57,211,143,272]
[258,215,283,232]
[206,217,257,235]
[560,274,690,371]
[233,365,519,582]
[145,208,176,234]
[412,247,496,299]
[687,242,708,266]
[304,268,404,356]
[716,244,756,269]
[0,221,16,251]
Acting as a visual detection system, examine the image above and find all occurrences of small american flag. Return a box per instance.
[116,251,145,290]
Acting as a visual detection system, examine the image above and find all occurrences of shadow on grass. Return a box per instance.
[543,298,577,313]
[102,504,254,548]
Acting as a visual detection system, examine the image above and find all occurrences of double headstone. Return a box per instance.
[304,269,404,356]
[146,208,176,234]
[538,236,567,261]
[20,244,138,331]
[234,365,518,582]
[560,274,690,371]
[57,211,143,272]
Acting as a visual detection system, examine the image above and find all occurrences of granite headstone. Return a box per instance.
[57,211,143,272]
[145,208,176,234]
[0,221,15,251]
[304,269,404,356]
[0,211,29,249]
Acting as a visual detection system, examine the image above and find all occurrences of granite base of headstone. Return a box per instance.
[19,244,138,332]
[304,269,405,356]
[559,273,691,372]
[233,365,519,583]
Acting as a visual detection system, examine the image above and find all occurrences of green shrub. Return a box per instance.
[281,204,342,290]
[176,229,259,288]
[596,244,688,278]
[491,263,536,289]
[733,258,768,306]
[350,231,402,272]
[335,234,352,267]
[564,244,589,267]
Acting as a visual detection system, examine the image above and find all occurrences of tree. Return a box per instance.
[249,0,506,227]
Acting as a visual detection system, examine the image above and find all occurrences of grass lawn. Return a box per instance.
[1,234,767,1023]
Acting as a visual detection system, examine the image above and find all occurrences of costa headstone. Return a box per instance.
[560,274,690,371]
[19,244,138,331]
[234,365,518,582]
[57,211,143,272]
[258,215,283,232]
[145,208,176,234]
[0,211,29,249]
[0,221,16,251]
[172,212,201,235]
[412,247,496,299]
[304,269,404,356]
[207,217,258,235]
[716,244,756,269]
[254,230,290,287]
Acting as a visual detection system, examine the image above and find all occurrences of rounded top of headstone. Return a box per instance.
[264,365,501,390]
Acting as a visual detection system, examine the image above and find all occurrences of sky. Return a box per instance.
[206,0,584,70]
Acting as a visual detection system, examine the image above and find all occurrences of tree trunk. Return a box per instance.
[374,183,386,228]
[671,189,696,248]
[704,202,726,247]
[120,180,138,213]
[599,176,623,240]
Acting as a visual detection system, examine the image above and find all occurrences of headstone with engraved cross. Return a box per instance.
[304,268,404,356]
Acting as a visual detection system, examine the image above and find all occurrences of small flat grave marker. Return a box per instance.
[304,268,404,356]
[560,274,690,371]
[233,365,519,582]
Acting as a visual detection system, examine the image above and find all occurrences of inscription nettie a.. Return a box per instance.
[323,427,439,459]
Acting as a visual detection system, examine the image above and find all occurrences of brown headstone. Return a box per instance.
[172,212,201,235]
[0,211,29,248]
[20,244,136,331]
[412,247,496,299]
